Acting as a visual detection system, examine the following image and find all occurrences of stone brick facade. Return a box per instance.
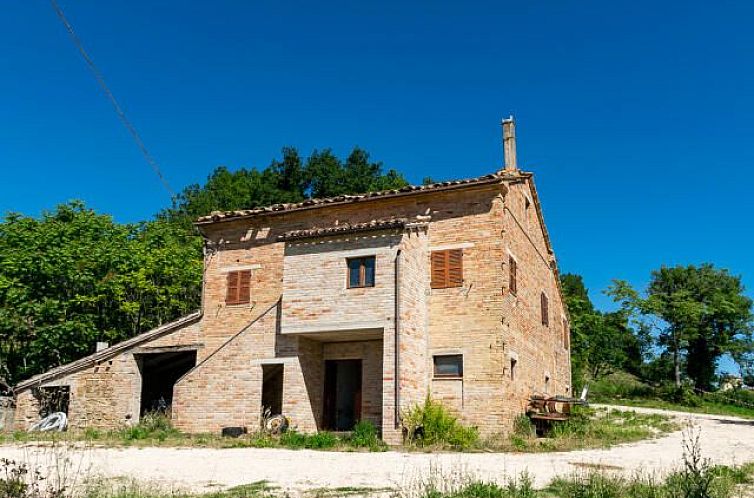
[14,151,570,443]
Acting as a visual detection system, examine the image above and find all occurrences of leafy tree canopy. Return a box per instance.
[0,202,202,385]
[163,146,409,223]
[609,264,753,390]
[560,273,644,388]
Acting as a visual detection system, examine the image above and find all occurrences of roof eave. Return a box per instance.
[14,311,202,392]
[194,175,508,227]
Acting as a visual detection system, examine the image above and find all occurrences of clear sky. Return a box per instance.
[2,1,754,327]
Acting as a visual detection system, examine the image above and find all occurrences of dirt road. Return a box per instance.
[2,406,752,495]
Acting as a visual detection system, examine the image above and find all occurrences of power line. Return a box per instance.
[50,0,175,198]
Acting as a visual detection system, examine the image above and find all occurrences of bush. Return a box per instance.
[0,459,29,498]
[401,396,479,449]
[512,414,535,438]
[118,411,180,441]
[414,473,535,498]
[657,384,701,407]
[278,430,338,449]
[347,420,385,450]
[589,372,654,400]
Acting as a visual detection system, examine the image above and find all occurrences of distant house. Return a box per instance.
[14,118,571,443]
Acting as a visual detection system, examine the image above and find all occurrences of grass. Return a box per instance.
[404,444,754,498]
[3,421,751,498]
[486,406,677,453]
[82,480,390,498]
[0,413,388,452]
[589,372,754,420]
[0,404,674,455]
[401,463,754,497]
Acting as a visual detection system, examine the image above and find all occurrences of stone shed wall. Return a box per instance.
[0,397,14,432]
[13,318,203,431]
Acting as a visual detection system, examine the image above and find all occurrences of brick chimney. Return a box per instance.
[502,116,517,172]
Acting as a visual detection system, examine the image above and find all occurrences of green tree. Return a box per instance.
[560,274,643,388]
[609,264,753,390]
[165,146,409,223]
[0,202,202,384]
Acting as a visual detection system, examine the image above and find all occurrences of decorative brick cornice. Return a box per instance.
[278,218,408,241]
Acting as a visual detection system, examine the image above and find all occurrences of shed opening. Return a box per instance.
[261,364,284,416]
[137,351,196,415]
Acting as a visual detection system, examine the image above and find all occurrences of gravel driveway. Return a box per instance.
[2,406,752,495]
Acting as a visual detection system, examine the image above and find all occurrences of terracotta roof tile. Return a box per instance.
[278,218,408,241]
[195,171,518,225]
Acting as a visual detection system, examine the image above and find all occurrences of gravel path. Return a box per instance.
[1,406,752,495]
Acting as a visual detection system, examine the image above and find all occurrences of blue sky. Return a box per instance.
[2,1,753,335]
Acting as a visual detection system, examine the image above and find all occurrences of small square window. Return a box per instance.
[433,354,463,378]
[347,256,376,288]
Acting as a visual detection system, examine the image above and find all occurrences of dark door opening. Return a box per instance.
[323,359,362,431]
[261,364,284,416]
[138,350,196,415]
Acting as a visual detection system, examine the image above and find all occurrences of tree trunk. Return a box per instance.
[673,336,682,388]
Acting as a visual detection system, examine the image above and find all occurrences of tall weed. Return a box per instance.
[401,396,479,449]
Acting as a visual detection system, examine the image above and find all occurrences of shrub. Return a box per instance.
[278,430,337,449]
[118,411,180,441]
[589,372,654,400]
[413,472,535,498]
[304,431,338,449]
[512,415,535,438]
[401,395,479,449]
[347,420,385,450]
[0,459,29,498]
[657,384,701,407]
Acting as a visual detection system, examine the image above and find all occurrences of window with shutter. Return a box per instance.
[226,270,251,305]
[238,270,251,304]
[430,249,463,289]
[541,292,549,327]
[508,255,517,295]
[431,251,447,289]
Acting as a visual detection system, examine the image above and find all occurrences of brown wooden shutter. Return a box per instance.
[238,270,251,304]
[431,251,447,289]
[226,271,240,305]
[447,249,463,287]
[508,256,517,295]
[431,249,463,289]
[541,292,549,326]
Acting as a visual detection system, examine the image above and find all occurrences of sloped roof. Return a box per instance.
[195,172,516,225]
[15,311,202,392]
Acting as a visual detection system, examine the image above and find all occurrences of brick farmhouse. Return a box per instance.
[13,119,571,443]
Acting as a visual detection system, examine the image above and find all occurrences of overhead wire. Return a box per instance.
[50,0,175,198]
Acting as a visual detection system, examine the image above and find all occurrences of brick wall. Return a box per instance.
[13,176,570,439]
[281,233,401,334]
[172,303,278,433]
